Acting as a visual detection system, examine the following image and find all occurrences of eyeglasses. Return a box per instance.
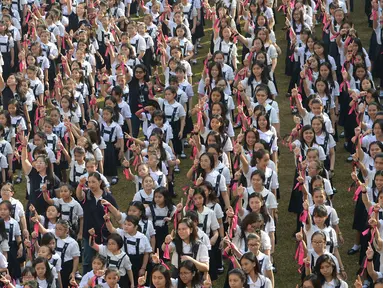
[312,241,324,245]
[135,70,144,74]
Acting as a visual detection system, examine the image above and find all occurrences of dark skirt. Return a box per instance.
[118,273,130,288]
[103,142,118,177]
[183,102,193,136]
[154,224,169,259]
[8,241,21,279]
[170,120,182,155]
[352,192,369,231]
[61,259,74,288]
[288,169,303,214]
[369,30,378,68]
[2,52,11,81]
[128,253,144,286]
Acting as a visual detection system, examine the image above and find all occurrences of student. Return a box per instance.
[313,255,348,288]
[105,215,152,286]
[88,232,134,288]
[240,252,272,288]
[34,219,80,288]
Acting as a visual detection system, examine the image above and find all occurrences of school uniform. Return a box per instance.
[95,27,114,69]
[240,78,278,99]
[168,239,209,272]
[233,227,271,254]
[37,278,56,288]
[49,253,62,277]
[243,186,278,213]
[213,38,237,68]
[5,218,21,278]
[146,204,175,258]
[247,274,272,288]
[119,213,156,243]
[100,121,123,177]
[52,198,83,234]
[98,245,132,288]
[79,270,105,288]
[162,100,186,155]
[69,158,87,187]
[50,232,80,288]
[132,189,154,205]
[40,41,58,87]
[116,229,152,285]
[258,129,278,153]
[0,34,14,81]
[146,122,173,144]
[0,151,8,183]
[128,81,151,137]
[0,197,23,224]
[244,166,279,193]
[304,224,338,254]
[315,132,336,171]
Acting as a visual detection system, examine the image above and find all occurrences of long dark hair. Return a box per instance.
[248,61,269,85]
[196,153,215,179]
[0,218,7,241]
[32,257,54,283]
[153,187,174,211]
[314,254,340,286]
[150,264,171,288]
[174,218,198,260]
[247,191,270,224]
[104,96,120,123]
[177,260,200,288]
[240,251,261,275]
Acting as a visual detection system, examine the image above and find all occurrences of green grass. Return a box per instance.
[16,2,373,286]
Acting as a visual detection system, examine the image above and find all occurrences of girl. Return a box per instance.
[311,116,336,173]
[132,175,155,205]
[313,41,337,81]
[162,86,186,165]
[162,217,209,275]
[188,188,219,280]
[256,111,278,162]
[314,255,348,287]
[240,252,272,287]
[76,173,118,274]
[35,219,80,288]
[237,61,277,100]
[146,109,173,145]
[99,106,124,185]
[105,215,152,286]
[138,264,172,288]
[128,64,152,138]
[213,27,237,70]
[241,170,278,219]
[33,257,56,288]
[187,153,230,211]
[173,260,202,287]
[58,95,79,127]
[31,204,60,231]
[102,267,121,288]
[42,183,83,238]
[88,232,134,288]
[146,187,179,258]
[21,136,60,216]
[77,255,106,288]
[0,200,22,279]
[228,268,248,288]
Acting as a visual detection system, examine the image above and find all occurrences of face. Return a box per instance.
[105,272,119,286]
[193,193,204,208]
[320,261,334,277]
[60,186,71,200]
[319,65,330,78]
[134,68,145,79]
[256,90,267,104]
[37,246,51,259]
[107,239,119,252]
[211,104,223,117]
[303,129,315,143]
[362,79,372,91]
[137,165,149,177]
[355,67,366,80]
[308,162,319,177]
[247,239,261,254]
[210,118,221,131]
[376,175,383,189]
[123,220,136,234]
[179,267,193,284]
[313,191,325,205]
[164,89,176,102]
[177,223,192,240]
[314,44,324,56]
[8,104,16,115]
[34,157,48,172]
[211,66,219,78]
[128,206,141,218]
[211,91,222,103]
[154,116,164,127]
[88,175,101,191]
[0,114,7,126]
[0,204,9,219]
[256,53,266,63]
[249,197,262,212]
[214,54,224,64]
[92,258,104,272]
[251,174,263,189]
[200,155,211,170]
[374,123,382,137]
[375,157,383,170]
[257,116,268,129]
[22,272,35,283]
[246,131,257,146]
[35,263,46,278]
[46,206,59,220]
[152,271,166,288]
[316,81,326,93]
[102,110,113,123]
[252,64,263,77]
[369,105,378,119]
[257,154,270,169]
[54,223,67,238]
[370,144,382,158]
[0,184,13,200]
[313,214,326,227]
[240,258,255,275]
[154,192,165,206]
[143,177,154,190]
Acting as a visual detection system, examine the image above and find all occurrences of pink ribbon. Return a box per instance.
[299,210,308,223]
[295,241,305,272]
[163,243,170,259]
[353,186,362,201]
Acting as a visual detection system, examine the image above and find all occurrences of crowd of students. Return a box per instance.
[0,0,382,287]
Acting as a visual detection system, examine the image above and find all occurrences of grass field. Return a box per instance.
[15,1,375,286]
